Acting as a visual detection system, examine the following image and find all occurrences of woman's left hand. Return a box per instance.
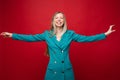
[104,25,116,36]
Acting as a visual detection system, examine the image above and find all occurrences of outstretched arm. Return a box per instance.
[72,25,116,42]
[0,31,46,42]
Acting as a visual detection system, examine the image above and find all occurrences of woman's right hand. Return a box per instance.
[0,32,13,38]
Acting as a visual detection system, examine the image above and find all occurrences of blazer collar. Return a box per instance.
[49,30,67,50]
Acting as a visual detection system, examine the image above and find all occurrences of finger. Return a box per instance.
[110,24,115,28]
[110,24,115,27]
[112,30,116,32]
[109,25,115,30]
[1,32,8,36]
[0,32,5,35]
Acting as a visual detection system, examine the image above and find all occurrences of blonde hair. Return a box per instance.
[45,11,67,56]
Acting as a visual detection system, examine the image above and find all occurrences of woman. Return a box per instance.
[0,12,115,80]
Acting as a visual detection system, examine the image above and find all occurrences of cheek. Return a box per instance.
[61,19,64,23]
[54,20,57,23]
[54,19,57,22]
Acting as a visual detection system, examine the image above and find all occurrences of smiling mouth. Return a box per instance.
[56,22,63,25]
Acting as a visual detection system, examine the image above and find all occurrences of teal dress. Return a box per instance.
[12,30,106,80]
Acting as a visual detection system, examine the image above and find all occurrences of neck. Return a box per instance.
[56,27,63,34]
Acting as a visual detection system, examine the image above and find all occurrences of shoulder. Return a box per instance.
[66,30,75,34]
[43,30,54,37]
[42,30,50,34]
[35,30,49,36]
[44,30,53,34]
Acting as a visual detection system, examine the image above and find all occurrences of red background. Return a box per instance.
[0,0,120,80]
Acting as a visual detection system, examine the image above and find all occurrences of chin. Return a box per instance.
[56,25,64,28]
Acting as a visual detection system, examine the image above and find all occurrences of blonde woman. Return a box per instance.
[0,12,115,80]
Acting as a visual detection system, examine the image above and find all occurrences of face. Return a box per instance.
[54,13,64,28]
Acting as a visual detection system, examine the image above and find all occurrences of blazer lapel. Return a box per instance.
[48,30,68,50]
[49,34,62,50]
[57,30,68,49]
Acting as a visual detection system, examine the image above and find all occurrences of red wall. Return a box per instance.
[0,0,120,80]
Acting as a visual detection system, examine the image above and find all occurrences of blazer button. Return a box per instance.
[61,61,64,63]
[61,50,64,53]
[62,71,64,73]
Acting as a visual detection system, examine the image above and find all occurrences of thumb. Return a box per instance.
[112,30,116,32]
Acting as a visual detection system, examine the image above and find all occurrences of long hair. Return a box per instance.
[45,12,67,56]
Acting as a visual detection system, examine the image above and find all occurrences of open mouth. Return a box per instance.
[56,22,63,25]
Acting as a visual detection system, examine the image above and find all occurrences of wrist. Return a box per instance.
[104,32,110,36]
[9,33,13,37]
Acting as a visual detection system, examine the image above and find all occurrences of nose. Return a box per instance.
[57,18,61,21]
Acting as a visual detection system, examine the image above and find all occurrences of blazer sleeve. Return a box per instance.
[71,31,106,42]
[12,31,46,42]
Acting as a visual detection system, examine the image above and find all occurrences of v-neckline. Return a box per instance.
[55,34,63,42]
[55,30,67,42]
[55,36,61,42]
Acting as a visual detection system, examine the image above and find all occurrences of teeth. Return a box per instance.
[57,22,61,23]
[56,22,63,26]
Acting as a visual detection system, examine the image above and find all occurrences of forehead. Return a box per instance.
[55,13,64,17]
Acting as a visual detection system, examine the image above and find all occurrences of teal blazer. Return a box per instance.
[12,30,106,80]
